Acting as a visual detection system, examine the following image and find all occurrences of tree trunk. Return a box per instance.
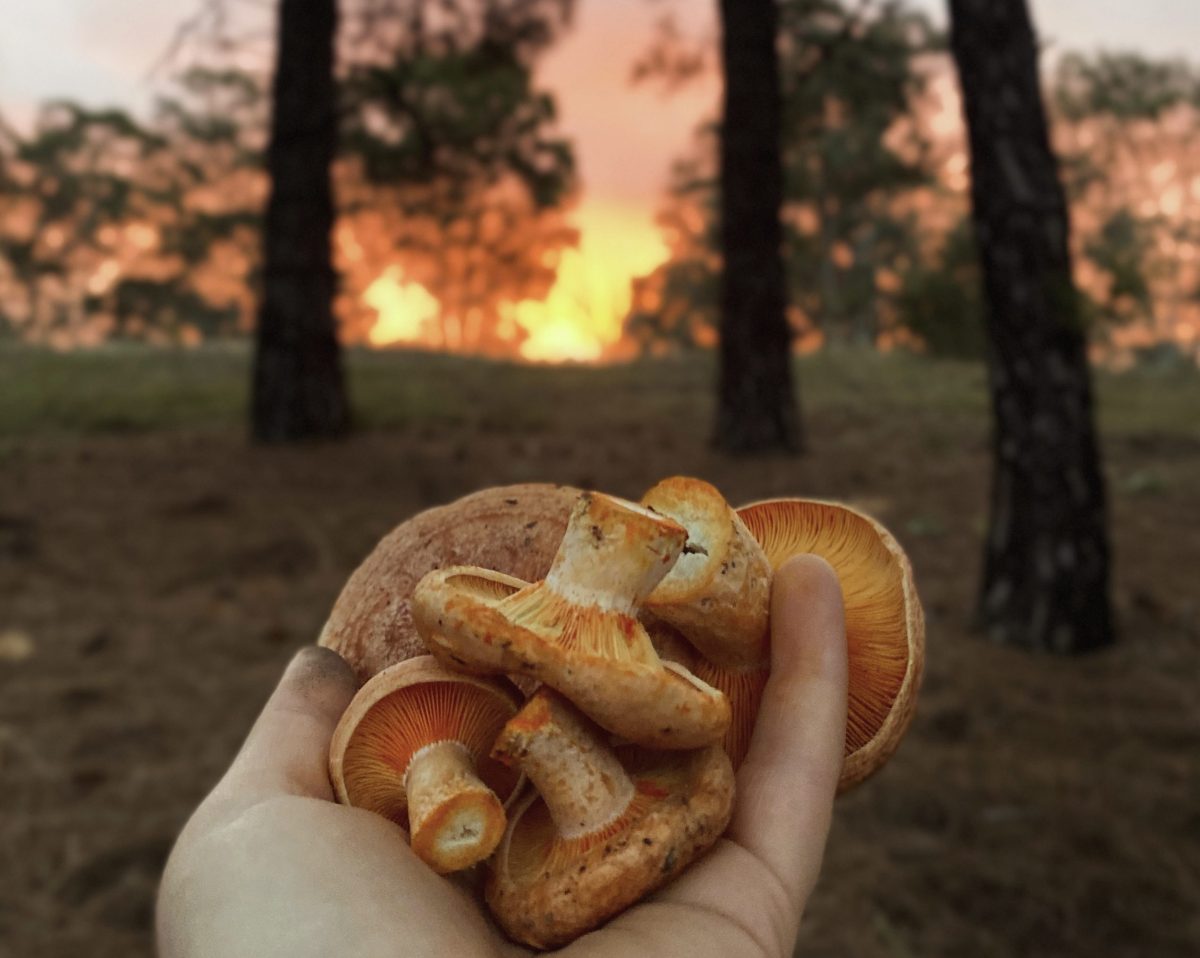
[252,0,349,442]
[714,0,803,453]
[949,0,1114,652]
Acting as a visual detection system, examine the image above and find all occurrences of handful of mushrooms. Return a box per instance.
[320,477,924,949]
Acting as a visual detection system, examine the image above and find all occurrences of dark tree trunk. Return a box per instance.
[252,0,349,442]
[713,0,803,453]
[949,0,1114,652]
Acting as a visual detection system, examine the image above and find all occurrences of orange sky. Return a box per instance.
[2,1,1197,358]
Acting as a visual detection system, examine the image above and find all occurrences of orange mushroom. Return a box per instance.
[641,476,773,669]
[737,497,924,792]
[328,656,522,873]
[485,689,735,948]
[637,477,774,768]
[411,492,731,750]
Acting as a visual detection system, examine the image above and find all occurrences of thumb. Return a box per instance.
[729,554,848,907]
[219,645,358,805]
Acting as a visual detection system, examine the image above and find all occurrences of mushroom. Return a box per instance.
[686,658,770,771]
[485,688,735,949]
[411,491,731,749]
[639,616,766,771]
[641,476,773,669]
[328,655,522,873]
[737,497,924,792]
[319,483,580,685]
[634,476,774,769]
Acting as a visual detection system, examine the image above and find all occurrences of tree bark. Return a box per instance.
[252,0,350,442]
[714,0,803,453]
[949,0,1114,651]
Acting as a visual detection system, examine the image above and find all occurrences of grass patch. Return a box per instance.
[1,341,1195,442]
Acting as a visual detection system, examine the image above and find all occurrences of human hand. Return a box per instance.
[156,554,848,957]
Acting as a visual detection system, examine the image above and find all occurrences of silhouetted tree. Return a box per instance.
[630,1,936,356]
[714,0,802,453]
[949,0,1114,651]
[252,0,349,441]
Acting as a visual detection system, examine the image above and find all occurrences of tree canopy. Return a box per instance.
[0,0,578,353]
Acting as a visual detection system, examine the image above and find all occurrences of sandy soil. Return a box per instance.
[1,371,1197,957]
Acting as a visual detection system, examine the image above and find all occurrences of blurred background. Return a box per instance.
[1,1,1197,956]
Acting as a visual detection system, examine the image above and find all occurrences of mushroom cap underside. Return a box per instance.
[413,568,731,749]
[737,498,924,791]
[329,656,522,819]
[486,744,735,949]
[688,659,770,770]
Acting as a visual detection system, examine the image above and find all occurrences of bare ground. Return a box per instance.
[1,351,1197,957]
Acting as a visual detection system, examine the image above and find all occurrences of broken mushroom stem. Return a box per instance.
[404,741,499,853]
[543,491,688,613]
[493,689,635,838]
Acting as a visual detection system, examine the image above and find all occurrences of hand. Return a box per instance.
[157,555,848,957]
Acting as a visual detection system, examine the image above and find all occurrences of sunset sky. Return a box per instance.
[2,0,1196,357]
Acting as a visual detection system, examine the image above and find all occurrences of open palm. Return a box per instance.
[157,556,848,958]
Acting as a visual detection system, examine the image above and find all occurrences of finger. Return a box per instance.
[220,645,358,804]
[728,554,848,905]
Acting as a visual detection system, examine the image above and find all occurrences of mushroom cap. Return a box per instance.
[485,744,735,949]
[319,484,580,685]
[414,566,731,749]
[328,656,522,847]
[737,498,924,792]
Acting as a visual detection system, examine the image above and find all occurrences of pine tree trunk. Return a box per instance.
[949,0,1114,652]
[713,0,803,453]
[252,0,349,442]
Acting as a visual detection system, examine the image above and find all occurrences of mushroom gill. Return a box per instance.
[737,498,924,790]
[330,658,521,872]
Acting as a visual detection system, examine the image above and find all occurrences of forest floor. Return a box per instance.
[1,344,1198,958]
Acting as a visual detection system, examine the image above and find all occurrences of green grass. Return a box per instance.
[0,341,1195,441]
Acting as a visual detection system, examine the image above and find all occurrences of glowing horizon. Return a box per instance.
[362,199,671,362]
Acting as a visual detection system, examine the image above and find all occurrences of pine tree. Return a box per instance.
[949,0,1114,651]
[252,0,350,442]
[713,0,803,453]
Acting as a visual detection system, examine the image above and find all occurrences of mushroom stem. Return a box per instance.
[542,493,687,613]
[641,477,772,669]
[405,740,505,872]
[493,691,634,839]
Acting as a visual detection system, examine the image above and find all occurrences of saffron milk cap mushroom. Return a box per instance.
[639,616,767,771]
[641,476,773,669]
[737,497,924,792]
[328,655,522,873]
[411,491,732,749]
[485,688,735,949]
[319,484,579,685]
[637,476,774,769]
